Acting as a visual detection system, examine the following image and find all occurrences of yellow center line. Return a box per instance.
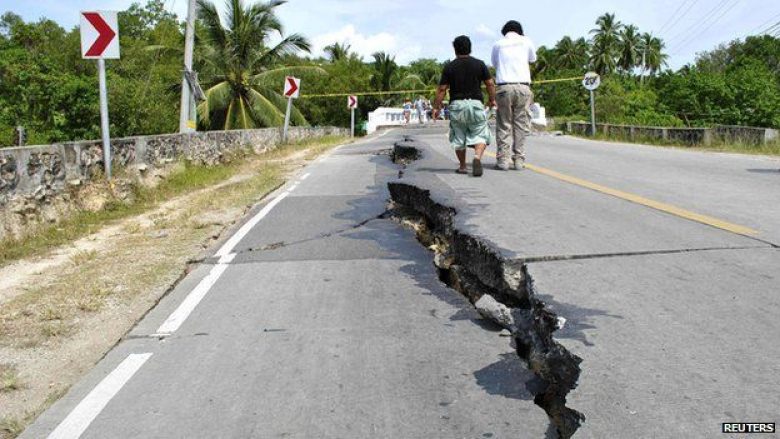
[482,152,758,236]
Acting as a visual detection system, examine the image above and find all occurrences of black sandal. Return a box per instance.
[472,158,483,177]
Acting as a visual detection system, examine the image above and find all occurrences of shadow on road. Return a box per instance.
[473,353,544,401]
[536,293,623,347]
[746,168,780,174]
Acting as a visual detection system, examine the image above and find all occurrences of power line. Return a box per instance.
[667,0,731,46]
[761,21,780,35]
[657,0,691,33]
[749,11,780,35]
[670,0,741,55]
[658,0,700,36]
[672,1,740,54]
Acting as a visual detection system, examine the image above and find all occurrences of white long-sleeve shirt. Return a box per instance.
[491,32,537,84]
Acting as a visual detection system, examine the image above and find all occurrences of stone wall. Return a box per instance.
[566,121,778,147]
[0,126,346,241]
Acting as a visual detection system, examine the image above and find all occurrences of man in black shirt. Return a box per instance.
[434,35,497,177]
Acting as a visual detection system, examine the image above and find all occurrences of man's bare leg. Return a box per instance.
[456,149,467,173]
[474,143,486,160]
[472,143,486,177]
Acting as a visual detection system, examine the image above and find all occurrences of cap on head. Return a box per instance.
[501,20,524,36]
[453,35,472,56]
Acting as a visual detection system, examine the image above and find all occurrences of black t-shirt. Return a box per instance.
[439,56,491,102]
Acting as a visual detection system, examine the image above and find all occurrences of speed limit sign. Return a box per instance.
[582,72,601,91]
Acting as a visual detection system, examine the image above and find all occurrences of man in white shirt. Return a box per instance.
[491,20,536,170]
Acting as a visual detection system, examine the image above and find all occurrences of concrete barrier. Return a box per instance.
[0,126,346,241]
[565,121,778,147]
[367,107,430,133]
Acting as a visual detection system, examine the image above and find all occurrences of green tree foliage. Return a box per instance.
[590,13,621,75]
[0,6,776,146]
[294,56,372,128]
[0,1,182,144]
[657,36,780,128]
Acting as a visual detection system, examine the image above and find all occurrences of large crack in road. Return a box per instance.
[387,140,585,438]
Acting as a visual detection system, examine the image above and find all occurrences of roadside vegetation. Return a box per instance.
[1,1,777,148]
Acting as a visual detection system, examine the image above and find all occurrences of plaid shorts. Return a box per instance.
[448,99,493,150]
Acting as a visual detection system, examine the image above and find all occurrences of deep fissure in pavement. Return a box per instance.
[387,143,585,437]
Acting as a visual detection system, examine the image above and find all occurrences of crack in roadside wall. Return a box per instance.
[387,181,585,438]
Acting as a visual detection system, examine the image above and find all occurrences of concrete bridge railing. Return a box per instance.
[566,121,778,146]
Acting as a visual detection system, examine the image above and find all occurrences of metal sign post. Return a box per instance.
[283,97,293,142]
[282,76,301,142]
[589,90,596,136]
[348,95,358,137]
[582,72,601,137]
[97,58,111,177]
[81,11,120,179]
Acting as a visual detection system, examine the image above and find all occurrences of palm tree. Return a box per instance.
[617,24,642,73]
[590,13,622,75]
[408,58,442,86]
[369,52,398,91]
[639,33,668,76]
[531,46,552,77]
[323,42,351,62]
[196,0,321,130]
[553,36,590,71]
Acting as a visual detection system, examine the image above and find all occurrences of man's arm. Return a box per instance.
[433,84,448,118]
[485,79,496,109]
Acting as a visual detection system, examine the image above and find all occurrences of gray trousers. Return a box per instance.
[495,83,533,164]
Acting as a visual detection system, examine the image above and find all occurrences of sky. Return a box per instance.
[3,0,779,69]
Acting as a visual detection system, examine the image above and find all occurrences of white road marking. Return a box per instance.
[47,353,152,439]
[156,185,295,335]
[155,253,235,335]
[300,173,311,181]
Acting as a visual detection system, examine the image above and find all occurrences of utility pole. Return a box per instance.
[179,0,196,133]
[641,48,647,85]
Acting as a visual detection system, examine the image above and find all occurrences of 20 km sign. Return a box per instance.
[80,11,120,59]
[582,72,601,91]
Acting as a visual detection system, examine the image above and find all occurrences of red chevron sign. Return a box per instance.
[284,76,301,98]
[80,11,120,59]
[348,95,358,109]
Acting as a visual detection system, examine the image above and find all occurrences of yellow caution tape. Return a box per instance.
[299,76,584,99]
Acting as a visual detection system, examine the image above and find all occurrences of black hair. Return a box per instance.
[453,35,471,56]
[502,20,524,36]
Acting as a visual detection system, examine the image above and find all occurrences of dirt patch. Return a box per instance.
[0,137,347,438]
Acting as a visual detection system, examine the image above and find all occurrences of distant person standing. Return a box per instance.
[434,35,496,177]
[415,96,426,124]
[491,20,536,170]
[403,99,412,124]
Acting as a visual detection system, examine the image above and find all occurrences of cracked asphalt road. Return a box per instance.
[23,127,780,439]
[23,133,552,439]
[394,127,780,438]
